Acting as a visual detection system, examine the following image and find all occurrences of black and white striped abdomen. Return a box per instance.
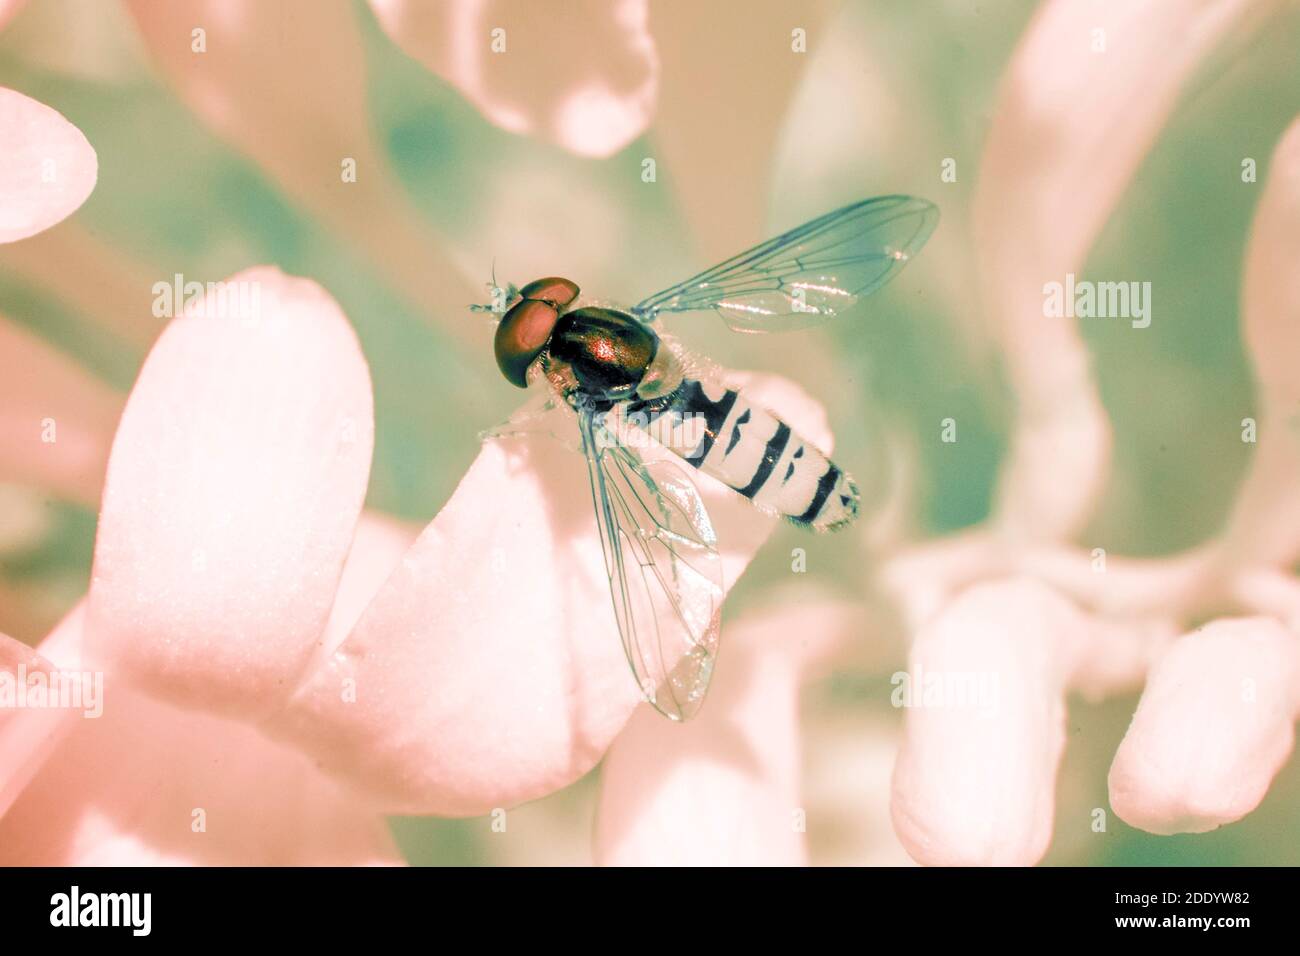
[612,378,859,532]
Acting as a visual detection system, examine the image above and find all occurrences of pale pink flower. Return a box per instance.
[1,1,845,865]
[0,266,833,861]
[890,579,1082,867]
[1,605,403,865]
[1108,618,1300,835]
[884,0,1300,864]
[974,0,1277,543]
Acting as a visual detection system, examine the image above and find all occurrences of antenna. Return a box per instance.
[468,261,518,314]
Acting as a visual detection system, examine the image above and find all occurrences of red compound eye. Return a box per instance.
[517,276,579,309]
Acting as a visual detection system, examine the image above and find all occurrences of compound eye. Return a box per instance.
[494,299,560,387]
[519,276,580,309]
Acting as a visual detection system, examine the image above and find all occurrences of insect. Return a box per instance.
[479,196,938,720]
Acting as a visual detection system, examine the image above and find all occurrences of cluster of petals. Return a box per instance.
[3,0,1299,866]
[883,0,1300,864]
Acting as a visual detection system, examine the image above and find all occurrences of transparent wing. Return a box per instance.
[630,195,938,333]
[579,406,724,721]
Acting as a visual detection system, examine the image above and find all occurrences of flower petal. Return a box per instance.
[0,606,400,865]
[1240,116,1300,413]
[85,267,374,718]
[1221,116,1300,567]
[1108,617,1300,835]
[0,1,25,31]
[319,510,420,656]
[974,0,1268,540]
[593,596,855,866]
[890,577,1086,866]
[0,87,97,243]
[270,373,834,814]
[369,0,658,159]
[0,627,76,820]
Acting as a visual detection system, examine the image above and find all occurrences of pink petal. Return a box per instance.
[85,267,374,718]
[0,607,400,865]
[1221,117,1300,567]
[1108,617,1300,835]
[0,315,123,506]
[369,0,658,159]
[270,374,835,815]
[1241,117,1300,411]
[319,510,420,656]
[891,578,1087,866]
[0,87,97,243]
[974,0,1268,541]
[0,627,76,820]
[0,1,25,30]
[594,597,854,866]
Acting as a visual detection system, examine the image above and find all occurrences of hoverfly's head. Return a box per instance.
[492,276,580,388]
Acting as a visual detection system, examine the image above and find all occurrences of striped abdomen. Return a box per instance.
[613,378,859,532]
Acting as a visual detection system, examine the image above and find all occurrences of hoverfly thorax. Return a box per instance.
[546,307,658,402]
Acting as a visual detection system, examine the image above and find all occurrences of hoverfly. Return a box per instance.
[477,196,938,721]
